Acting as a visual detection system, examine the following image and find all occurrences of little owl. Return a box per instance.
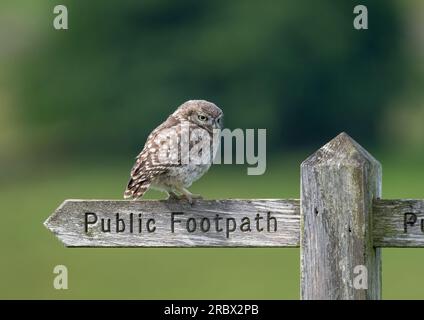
[124,100,223,203]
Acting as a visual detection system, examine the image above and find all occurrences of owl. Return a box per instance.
[124,100,223,203]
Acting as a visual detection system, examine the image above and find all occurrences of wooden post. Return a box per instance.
[44,132,424,299]
[300,132,382,300]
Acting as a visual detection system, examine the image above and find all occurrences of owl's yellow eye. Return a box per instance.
[198,115,208,122]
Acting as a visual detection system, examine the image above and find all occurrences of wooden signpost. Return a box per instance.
[44,132,424,300]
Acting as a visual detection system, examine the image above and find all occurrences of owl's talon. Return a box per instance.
[181,194,193,204]
[166,192,183,201]
[184,194,203,205]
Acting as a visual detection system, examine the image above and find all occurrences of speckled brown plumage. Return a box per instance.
[124,100,223,203]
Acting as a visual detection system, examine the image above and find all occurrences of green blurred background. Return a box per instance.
[1,0,424,299]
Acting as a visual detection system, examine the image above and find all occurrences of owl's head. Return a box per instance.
[173,100,223,131]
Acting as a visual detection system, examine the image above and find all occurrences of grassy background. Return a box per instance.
[1,0,424,300]
[1,152,423,299]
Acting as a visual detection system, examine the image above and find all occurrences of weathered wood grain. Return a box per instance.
[300,132,382,300]
[373,199,424,247]
[44,198,424,248]
[44,199,300,247]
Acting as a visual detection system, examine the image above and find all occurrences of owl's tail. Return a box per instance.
[124,178,150,200]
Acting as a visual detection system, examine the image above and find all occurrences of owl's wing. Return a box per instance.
[124,116,180,199]
[124,151,169,199]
